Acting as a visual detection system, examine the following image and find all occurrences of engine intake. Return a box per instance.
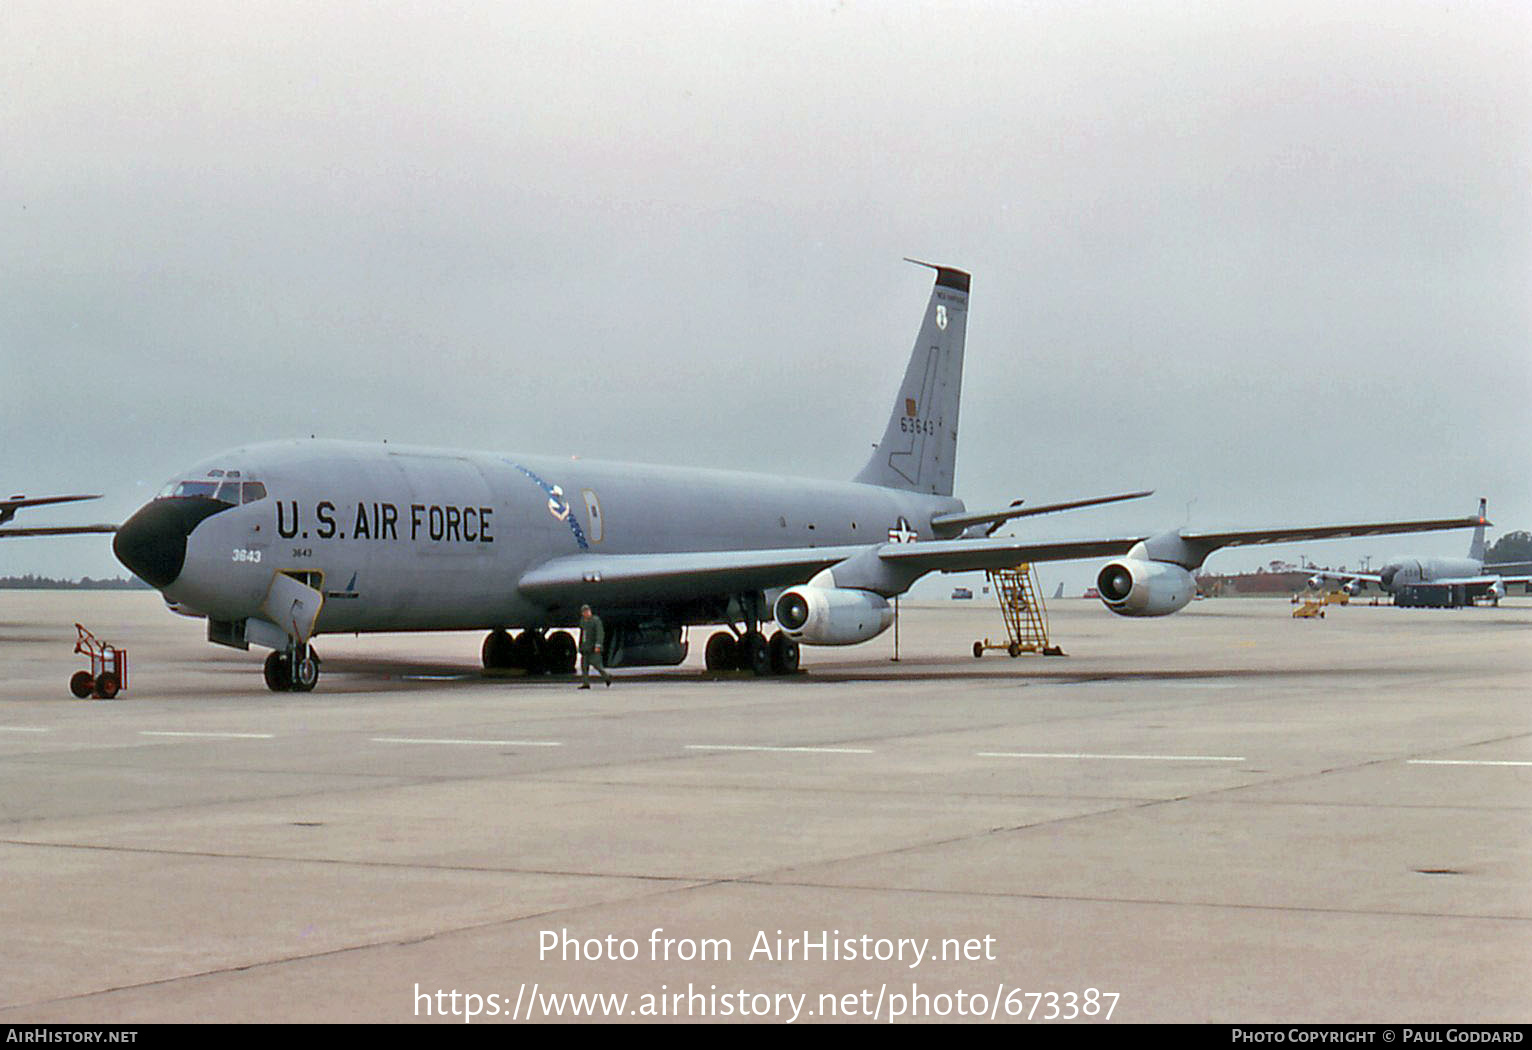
[774,585,893,646]
[1096,559,1196,617]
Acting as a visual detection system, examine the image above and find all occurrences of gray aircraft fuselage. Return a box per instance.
[143,439,961,635]
[1377,556,1482,591]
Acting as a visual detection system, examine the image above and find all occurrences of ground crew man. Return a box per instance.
[578,604,612,689]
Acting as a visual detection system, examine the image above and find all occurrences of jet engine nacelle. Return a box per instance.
[774,585,893,646]
[1096,559,1196,617]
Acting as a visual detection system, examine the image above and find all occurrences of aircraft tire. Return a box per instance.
[482,629,515,670]
[70,671,95,698]
[768,631,799,675]
[545,631,577,674]
[513,631,545,675]
[705,632,737,672]
[263,651,291,692]
[972,641,984,659]
[740,631,772,677]
[294,647,319,692]
[94,672,119,699]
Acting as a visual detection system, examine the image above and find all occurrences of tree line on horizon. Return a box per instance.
[0,575,151,590]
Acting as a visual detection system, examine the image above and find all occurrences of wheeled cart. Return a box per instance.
[70,623,128,699]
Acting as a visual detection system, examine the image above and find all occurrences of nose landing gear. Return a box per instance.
[264,644,319,692]
[257,570,325,692]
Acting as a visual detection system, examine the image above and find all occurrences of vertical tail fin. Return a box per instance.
[1470,497,1488,561]
[853,261,970,497]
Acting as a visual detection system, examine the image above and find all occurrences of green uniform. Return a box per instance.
[578,612,611,687]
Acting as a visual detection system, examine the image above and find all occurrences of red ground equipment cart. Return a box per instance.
[70,623,128,699]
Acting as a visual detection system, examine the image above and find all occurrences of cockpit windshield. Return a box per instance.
[158,475,268,505]
[163,480,220,499]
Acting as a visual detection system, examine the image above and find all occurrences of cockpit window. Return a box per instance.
[157,471,267,504]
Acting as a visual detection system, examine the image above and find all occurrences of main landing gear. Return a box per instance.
[704,629,799,676]
[264,644,319,692]
[482,628,578,676]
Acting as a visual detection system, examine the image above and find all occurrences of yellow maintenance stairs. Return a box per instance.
[973,563,1065,657]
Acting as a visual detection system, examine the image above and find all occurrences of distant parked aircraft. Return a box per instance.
[1307,500,1529,605]
[0,493,115,538]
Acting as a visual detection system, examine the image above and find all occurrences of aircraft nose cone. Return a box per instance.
[113,497,228,588]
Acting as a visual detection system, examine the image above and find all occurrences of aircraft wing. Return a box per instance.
[1180,516,1485,551]
[876,535,1143,573]
[519,536,1152,605]
[1,493,100,511]
[1306,568,1382,585]
[517,545,868,605]
[876,515,1486,576]
[0,524,117,538]
[0,493,103,528]
[1434,574,1531,588]
[517,515,1486,604]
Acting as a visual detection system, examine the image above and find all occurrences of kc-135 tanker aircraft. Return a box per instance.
[1306,499,1528,606]
[113,263,1482,691]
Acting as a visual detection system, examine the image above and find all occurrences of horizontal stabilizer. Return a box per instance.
[930,490,1153,535]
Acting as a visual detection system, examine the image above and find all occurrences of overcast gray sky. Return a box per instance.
[3,0,1528,592]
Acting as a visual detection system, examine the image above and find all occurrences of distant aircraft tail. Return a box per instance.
[1470,497,1488,562]
[853,261,969,497]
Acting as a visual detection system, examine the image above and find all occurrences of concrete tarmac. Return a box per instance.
[0,590,1527,1023]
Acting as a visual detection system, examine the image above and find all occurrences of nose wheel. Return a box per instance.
[264,645,319,692]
